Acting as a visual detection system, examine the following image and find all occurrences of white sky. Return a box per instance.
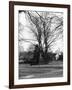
[19,11,63,53]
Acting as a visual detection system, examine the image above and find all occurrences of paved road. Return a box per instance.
[19,63,63,79]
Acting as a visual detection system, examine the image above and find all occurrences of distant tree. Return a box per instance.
[27,44,35,52]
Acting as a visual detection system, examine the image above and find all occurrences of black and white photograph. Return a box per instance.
[9,1,70,88]
[18,10,63,79]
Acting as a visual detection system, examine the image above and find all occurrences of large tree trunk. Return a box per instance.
[43,22,49,63]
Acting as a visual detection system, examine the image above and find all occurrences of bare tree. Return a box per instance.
[19,11,63,63]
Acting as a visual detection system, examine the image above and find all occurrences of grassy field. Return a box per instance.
[19,61,63,79]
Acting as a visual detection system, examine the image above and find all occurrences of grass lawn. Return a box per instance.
[19,60,63,79]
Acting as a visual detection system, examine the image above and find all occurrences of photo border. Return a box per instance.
[9,1,70,89]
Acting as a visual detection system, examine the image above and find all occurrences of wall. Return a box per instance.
[0,0,72,90]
